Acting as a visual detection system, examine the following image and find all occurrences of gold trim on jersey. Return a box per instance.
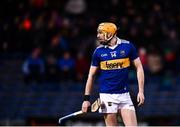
[100,58,130,70]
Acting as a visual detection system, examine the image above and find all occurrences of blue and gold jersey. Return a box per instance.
[91,38,138,94]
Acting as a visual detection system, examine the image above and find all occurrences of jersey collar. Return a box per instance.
[105,37,121,49]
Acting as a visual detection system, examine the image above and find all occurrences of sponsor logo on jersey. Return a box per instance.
[101,53,108,57]
[100,58,130,70]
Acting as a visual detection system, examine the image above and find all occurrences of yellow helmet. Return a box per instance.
[97,22,117,36]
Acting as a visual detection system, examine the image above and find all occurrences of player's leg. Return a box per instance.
[119,108,137,126]
[104,113,118,126]
[99,93,119,126]
[118,92,137,126]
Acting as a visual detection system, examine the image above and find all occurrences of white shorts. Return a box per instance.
[99,92,135,113]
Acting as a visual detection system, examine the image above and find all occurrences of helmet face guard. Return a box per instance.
[97,22,117,42]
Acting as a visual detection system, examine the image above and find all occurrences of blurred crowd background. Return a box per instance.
[0,0,180,126]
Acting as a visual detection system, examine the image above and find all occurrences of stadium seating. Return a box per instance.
[0,80,180,122]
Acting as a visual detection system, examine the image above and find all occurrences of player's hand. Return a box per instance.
[137,92,145,106]
[82,101,91,113]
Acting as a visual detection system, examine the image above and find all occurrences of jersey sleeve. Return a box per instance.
[129,43,138,61]
[91,49,100,67]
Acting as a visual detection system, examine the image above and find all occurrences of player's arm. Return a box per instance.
[84,66,99,95]
[133,57,145,106]
[82,66,99,113]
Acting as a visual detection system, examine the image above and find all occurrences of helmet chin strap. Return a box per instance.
[100,33,113,45]
[104,32,113,42]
